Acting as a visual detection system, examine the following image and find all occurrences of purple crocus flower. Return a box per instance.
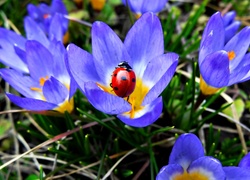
[222,11,241,43]
[156,133,250,180]
[122,0,168,16]
[199,12,250,95]
[0,17,75,113]
[27,0,68,40]
[66,12,178,127]
[239,152,250,169]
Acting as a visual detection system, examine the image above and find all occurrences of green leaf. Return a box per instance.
[25,174,39,180]
[222,98,245,119]
[0,119,11,136]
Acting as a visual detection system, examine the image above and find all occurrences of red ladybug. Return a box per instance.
[110,61,136,98]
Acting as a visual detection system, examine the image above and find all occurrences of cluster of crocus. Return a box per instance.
[0,0,74,113]
[156,133,250,179]
[199,12,250,95]
[122,0,168,17]
[27,0,68,42]
[66,12,178,127]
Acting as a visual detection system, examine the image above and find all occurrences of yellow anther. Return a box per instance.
[96,82,113,94]
[173,170,209,180]
[30,87,42,92]
[228,51,236,61]
[39,76,49,86]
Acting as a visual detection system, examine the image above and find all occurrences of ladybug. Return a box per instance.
[110,61,136,98]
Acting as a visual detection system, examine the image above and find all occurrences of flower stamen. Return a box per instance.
[228,51,236,61]
[43,14,50,19]
[39,76,49,86]
[96,82,113,94]
[30,87,42,92]
[30,76,49,92]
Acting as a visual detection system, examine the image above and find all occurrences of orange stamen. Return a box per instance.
[228,51,236,61]
[43,14,50,19]
[39,76,49,86]
[96,82,112,93]
[30,87,42,92]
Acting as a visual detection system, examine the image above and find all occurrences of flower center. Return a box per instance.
[43,14,50,19]
[125,78,149,118]
[173,171,209,180]
[97,77,149,119]
[227,51,236,61]
[30,76,49,94]
[54,97,74,113]
[200,75,219,95]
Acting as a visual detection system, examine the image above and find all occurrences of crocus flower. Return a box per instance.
[122,0,168,17]
[66,12,178,127]
[156,133,250,180]
[199,12,250,95]
[27,0,68,41]
[238,152,250,170]
[0,17,74,113]
[222,11,241,43]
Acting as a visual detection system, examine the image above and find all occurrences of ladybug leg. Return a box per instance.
[110,83,113,88]
[126,96,130,102]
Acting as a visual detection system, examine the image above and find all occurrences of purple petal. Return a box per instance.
[27,4,42,21]
[0,28,28,72]
[122,0,143,13]
[0,28,26,49]
[49,13,64,41]
[124,12,164,78]
[14,46,27,64]
[199,50,230,88]
[156,164,184,180]
[84,82,131,115]
[224,21,241,43]
[91,21,131,86]
[235,53,250,83]
[43,76,68,104]
[141,0,167,13]
[169,133,204,170]
[239,153,250,170]
[51,0,68,32]
[68,77,78,99]
[0,39,28,73]
[188,157,225,179]
[49,40,69,84]
[66,43,101,90]
[142,53,178,105]
[223,167,250,180]
[24,16,49,47]
[229,53,250,85]
[6,93,57,111]
[51,0,68,15]
[117,96,162,127]
[26,40,54,80]
[224,27,250,70]
[199,12,225,64]
[222,11,236,27]
[0,69,40,99]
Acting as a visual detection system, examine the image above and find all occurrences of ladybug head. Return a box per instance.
[118,61,132,70]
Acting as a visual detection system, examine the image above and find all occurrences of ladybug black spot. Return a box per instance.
[121,76,127,81]
[132,78,135,82]
[114,87,119,90]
